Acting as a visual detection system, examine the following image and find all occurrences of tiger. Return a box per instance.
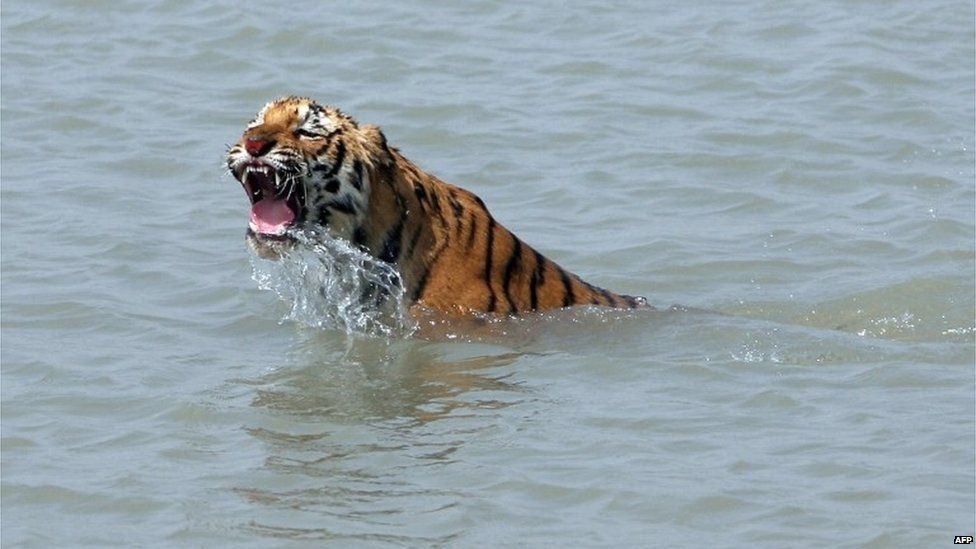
[225,96,648,316]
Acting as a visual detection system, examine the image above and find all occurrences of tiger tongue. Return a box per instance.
[249,198,295,235]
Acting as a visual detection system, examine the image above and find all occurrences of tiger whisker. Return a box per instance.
[285,174,298,201]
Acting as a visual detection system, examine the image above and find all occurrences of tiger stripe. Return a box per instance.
[558,267,575,308]
[378,214,404,263]
[529,248,545,310]
[484,217,497,312]
[501,236,522,313]
[351,160,364,191]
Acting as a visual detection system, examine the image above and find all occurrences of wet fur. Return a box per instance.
[227,96,647,316]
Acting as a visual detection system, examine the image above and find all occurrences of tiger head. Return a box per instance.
[225,96,389,256]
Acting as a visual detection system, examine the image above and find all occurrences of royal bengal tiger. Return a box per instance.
[226,96,647,316]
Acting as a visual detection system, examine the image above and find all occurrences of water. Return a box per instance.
[2,0,974,547]
[249,230,413,338]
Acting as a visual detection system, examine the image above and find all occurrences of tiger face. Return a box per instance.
[225,96,380,254]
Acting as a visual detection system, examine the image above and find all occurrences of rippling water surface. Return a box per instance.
[2,1,974,547]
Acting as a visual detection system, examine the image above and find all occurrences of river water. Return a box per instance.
[2,1,974,547]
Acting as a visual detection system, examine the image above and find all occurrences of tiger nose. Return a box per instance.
[245,137,274,157]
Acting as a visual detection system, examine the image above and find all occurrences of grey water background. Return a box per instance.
[2,0,974,546]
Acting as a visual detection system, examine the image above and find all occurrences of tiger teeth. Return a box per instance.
[242,165,275,187]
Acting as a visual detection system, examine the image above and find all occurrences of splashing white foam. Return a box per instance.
[248,229,414,337]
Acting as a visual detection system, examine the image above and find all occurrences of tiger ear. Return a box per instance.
[360,124,392,166]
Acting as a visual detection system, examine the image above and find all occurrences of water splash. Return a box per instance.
[248,229,414,337]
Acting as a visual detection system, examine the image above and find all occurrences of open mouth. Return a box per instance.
[240,162,305,238]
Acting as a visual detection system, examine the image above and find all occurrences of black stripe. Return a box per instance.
[295,128,323,139]
[411,267,431,302]
[381,187,408,263]
[379,214,405,264]
[484,217,497,312]
[328,141,346,177]
[410,237,448,303]
[414,184,427,203]
[450,197,465,237]
[351,160,363,191]
[318,210,331,226]
[502,237,522,313]
[416,185,448,229]
[598,287,618,307]
[465,212,479,249]
[404,223,423,261]
[313,140,346,177]
[324,178,339,193]
[428,188,440,211]
[314,142,331,156]
[449,194,464,218]
[391,185,406,208]
[529,249,545,310]
[559,268,574,307]
[584,281,614,307]
[428,189,442,215]
[533,249,546,286]
[328,197,356,215]
[432,199,448,229]
[352,226,367,248]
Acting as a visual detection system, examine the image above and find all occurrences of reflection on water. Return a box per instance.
[233,334,528,543]
[248,335,527,421]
